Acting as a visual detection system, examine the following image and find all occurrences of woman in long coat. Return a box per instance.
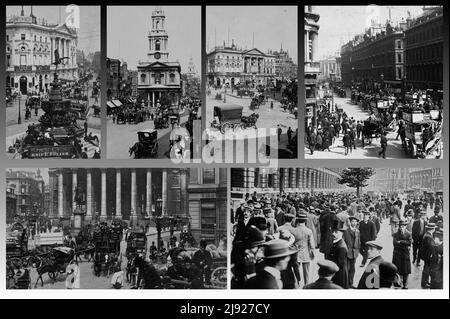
[392,220,412,289]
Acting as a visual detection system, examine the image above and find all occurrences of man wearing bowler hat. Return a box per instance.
[244,239,298,289]
[343,216,361,288]
[328,220,349,289]
[357,240,384,289]
[303,260,343,289]
[420,223,436,289]
[358,211,377,267]
[378,262,400,289]
[392,219,412,289]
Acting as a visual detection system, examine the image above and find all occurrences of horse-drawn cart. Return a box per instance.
[211,105,259,134]
[129,129,159,159]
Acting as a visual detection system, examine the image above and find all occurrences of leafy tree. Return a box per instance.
[337,168,375,196]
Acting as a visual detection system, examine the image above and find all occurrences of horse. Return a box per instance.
[129,142,144,159]
[34,257,60,287]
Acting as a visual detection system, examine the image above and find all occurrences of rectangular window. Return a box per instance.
[202,168,216,184]
[6,35,9,41]
[20,55,27,66]
[7,55,11,67]
[21,34,25,40]
[201,200,216,235]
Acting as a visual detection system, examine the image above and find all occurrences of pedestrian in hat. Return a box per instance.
[231,225,266,289]
[278,213,296,235]
[233,205,252,244]
[243,239,298,289]
[430,230,443,289]
[278,230,301,289]
[357,240,384,289]
[303,260,343,289]
[319,206,338,258]
[306,207,320,248]
[390,201,402,235]
[412,211,427,266]
[378,262,400,289]
[327,220,349,289]
[405,209,414,233]
[292,213,315,286]
[263,208,278,236]
[392,219,412,289]
[420,223,436,289]
[343,216,361,288]
[358,211,377,267]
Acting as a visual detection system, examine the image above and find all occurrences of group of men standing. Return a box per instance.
[230,191,444,289]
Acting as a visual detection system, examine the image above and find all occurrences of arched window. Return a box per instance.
[170,73,175,83]
[140,73,146,83]
[155,40,161,51]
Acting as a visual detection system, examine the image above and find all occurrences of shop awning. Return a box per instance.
[112,99,123,107]
[107,101,116,108]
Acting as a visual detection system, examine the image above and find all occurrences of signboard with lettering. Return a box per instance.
[25,145,74,158]
[14,65,32,72]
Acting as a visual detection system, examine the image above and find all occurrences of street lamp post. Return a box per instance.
[18,96,22,124]
[380,73,385,93]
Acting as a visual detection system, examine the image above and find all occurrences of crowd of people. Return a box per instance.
[306,85,443,158]
[231,191,444,289]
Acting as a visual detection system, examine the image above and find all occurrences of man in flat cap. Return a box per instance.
[303,260,342,289]
[343,216,361,288]
[358,211,377,267]
[392,219,412,289]
[244,239,298,289]
[357,240,384,289]
[420,223,436,289]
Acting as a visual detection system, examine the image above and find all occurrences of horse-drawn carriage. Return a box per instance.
[211,105,259,134]
[126,229,148,256]
[250,93,265,110]
[361,117,383,147]
[154,112,169,129]
[129,129,159,159]
[402,110,441,158]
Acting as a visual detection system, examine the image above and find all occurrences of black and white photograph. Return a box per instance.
[5,6,101,159]
[230,167,444,289]
[6,168,227,289]
[304,5,443,159]
[106,6,201,159]
[205,6,298,161]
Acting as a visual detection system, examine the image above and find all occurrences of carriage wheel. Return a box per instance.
[210,266,227,288]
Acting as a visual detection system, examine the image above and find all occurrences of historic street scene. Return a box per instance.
[205,6,298,161]
[304,6,443,159]
[6,6,101,159]
[6,168,227,289]
[230,167,444,289]
[106,7,201,159]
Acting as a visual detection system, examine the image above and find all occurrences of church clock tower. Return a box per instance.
[147,7,169,62]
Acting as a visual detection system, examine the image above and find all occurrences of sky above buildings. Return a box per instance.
[6,6,100,53]
[315,5,425,59]
[206,6,298,64]
[107,6,201,71]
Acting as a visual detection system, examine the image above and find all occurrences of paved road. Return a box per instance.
[305,95,407,159]
[23,230,178,289]
[205,89,298,159]
[106,112,189,159]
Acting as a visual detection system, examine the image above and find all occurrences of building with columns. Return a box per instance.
[231,168,345,198]
[304,5,320,127]
[6,6,78,95]
[207,41,276,88]
[137,7,181,108]
[46,167,227,243]
[366,168,413,194]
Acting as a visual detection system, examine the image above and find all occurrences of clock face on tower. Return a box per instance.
[154,52,161,60]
